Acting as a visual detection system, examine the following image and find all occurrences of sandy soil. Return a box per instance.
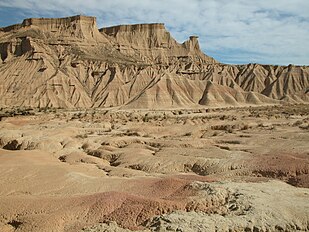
[0,104,308,231]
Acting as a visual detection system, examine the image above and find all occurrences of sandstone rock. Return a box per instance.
[0,15,307,109]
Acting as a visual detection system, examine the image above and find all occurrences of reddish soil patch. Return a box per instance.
[251,153,309,187]
[0,177,215,231]
[172,174,219,183]
[4,118,31,126]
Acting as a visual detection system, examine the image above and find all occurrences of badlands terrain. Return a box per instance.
[0,15,308,231]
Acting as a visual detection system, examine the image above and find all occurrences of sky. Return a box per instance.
[0,0,308,65]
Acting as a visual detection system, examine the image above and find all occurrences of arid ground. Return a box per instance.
[0,104,308,231]
[0,14,308,232]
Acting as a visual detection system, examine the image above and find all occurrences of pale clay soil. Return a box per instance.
[0,105,308,232]
[0,15,308,232]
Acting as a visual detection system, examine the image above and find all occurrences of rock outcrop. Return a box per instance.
[0,15,106,41]
[0,15,308,109]
[101,24,215,64]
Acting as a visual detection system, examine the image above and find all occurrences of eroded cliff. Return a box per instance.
[0,15,308,109]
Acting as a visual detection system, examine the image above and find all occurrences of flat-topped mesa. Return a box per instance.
[101,23,216,64]
[101,23,165,35]
[100,23,169,48]
[26,15,102,40]
[1,15,104,40]
[22,15,96,26]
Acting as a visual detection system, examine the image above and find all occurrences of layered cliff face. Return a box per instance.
[0,15,308,109]
[0,15,105,40]
[100,24,215,64]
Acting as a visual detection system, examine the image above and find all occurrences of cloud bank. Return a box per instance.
[0,0,308,65]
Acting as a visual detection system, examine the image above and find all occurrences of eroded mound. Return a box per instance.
[0,105,308,231]
[0,177,234,231]
[84,181,309,232]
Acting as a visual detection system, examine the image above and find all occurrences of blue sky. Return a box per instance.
[0,0,308,65]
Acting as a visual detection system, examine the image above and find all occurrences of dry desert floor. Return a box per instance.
[0,104,308,232]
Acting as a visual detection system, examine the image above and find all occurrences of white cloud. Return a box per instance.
[0,0,308,65]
